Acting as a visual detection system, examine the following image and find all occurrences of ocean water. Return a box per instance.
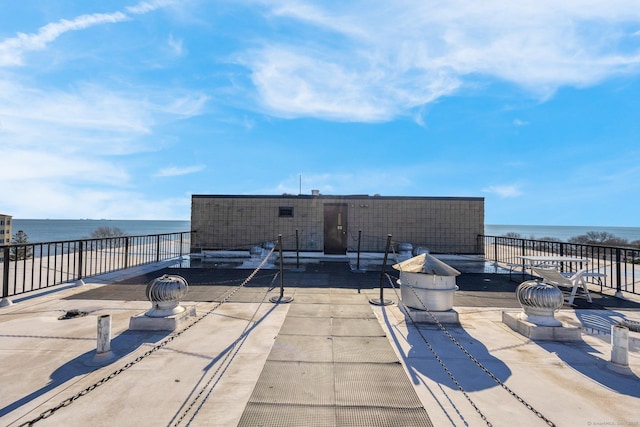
[485,224,640,242]
[7,219,640,244]
[11,219,190,243]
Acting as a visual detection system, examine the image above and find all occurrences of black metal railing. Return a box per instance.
[480,234,639,296]
[1,232,191,301]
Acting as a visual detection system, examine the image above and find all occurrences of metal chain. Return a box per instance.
[183,271,277,287]
[17,247,277,427]
[385,270,492,427]
[388,251,555,426]
[173,272,279,426]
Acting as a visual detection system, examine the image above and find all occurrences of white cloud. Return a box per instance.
[0,80,207,154]
[0,2,206,220]
[0,0,178,67]
[271,171,414,196]
[167,33,184,56]
[0,12,129,66]
[0,79,208,219]
[482,184,523,198]
[244,46,459,122]
[269,2,368,40]
[240,0,640,121]
[2,150,129,184]
[126,0,177,15]
[513,119,530,126]
[242,115,255,130]
[1,180,190,219]
[154,165,206,177]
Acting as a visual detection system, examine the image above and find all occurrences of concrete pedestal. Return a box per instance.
[129,305,197,331]
[502,311,581,341]
[86,314,116,366]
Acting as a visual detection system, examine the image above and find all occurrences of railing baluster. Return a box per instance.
[32,244,37,289]
[21,246,27,293]
[0,232,190,302]
[615,248,622,296]
[2,247,9,298]
[478,234,639,298]
[78,241,84,281]
[124,237,129,269]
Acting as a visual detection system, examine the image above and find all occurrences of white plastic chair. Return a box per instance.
[530,267,592,305]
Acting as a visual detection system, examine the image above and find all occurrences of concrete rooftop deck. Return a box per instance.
[1,254,640,426]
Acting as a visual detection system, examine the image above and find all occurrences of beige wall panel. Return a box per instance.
[191,195,484,254]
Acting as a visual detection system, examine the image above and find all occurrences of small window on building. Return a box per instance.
[279,206,294,218]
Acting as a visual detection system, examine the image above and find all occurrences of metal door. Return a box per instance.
[323,203,348,254]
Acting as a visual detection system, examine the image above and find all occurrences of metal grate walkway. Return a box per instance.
[238,290,433,427]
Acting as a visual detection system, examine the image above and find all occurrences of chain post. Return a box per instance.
[295,229,300,269]
[369,234,393,306]
[270,235,293,303]
[615,248,623,297]
[279,235,284,295]
[357,229,362,271]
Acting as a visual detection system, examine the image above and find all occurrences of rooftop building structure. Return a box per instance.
[191,194,484,255]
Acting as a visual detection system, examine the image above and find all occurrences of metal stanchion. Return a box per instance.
[295,229,300,269]
[1,247,13,307]
[270,235,293,303]
[370,234,394,306]
[357,229,362,271]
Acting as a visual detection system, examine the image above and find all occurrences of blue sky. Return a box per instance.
[1,1,639,226]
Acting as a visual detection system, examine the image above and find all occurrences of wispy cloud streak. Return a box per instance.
[483,185,523,198]
[0,12,128,66]
[154,165,206,177]
[0,0,176,66]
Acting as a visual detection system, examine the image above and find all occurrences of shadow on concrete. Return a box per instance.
[0,329,167,418]
[575,310,630,334]
[536,338,640,398]
[406,321,511,391]
[168,301,279,425]
[379,305,511,425]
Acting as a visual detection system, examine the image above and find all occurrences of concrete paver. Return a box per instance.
[0,259,639,426]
